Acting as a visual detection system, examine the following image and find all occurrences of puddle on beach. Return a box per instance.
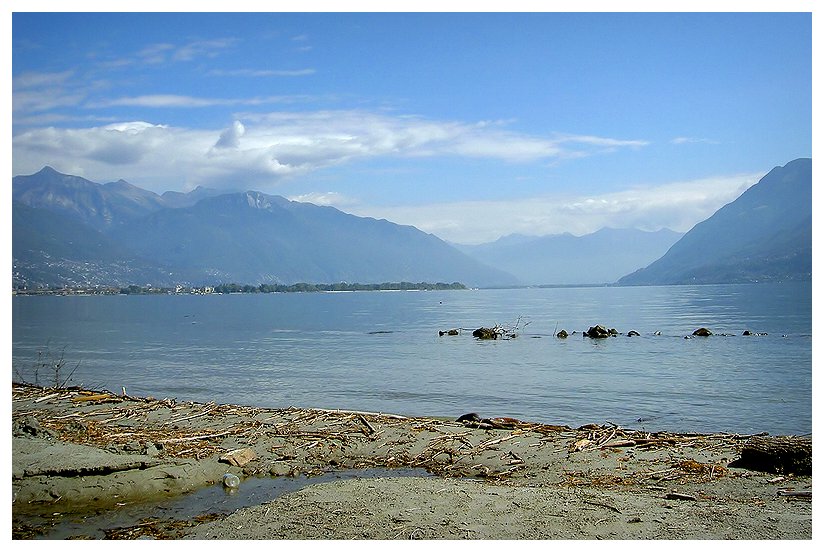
[15,467,431,540]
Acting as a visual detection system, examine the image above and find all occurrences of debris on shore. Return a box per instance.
[11,383,813,540]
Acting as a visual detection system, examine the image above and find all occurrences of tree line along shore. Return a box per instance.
[12,281,468,296]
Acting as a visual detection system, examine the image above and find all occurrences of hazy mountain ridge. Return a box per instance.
[12,159,810,289]
[618,158,812,285]
[12,168,516,288]
[11,200,171,287]
[11,166,220,231]
[456,227,684,285]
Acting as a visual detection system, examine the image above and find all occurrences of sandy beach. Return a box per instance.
[11,383,812,540]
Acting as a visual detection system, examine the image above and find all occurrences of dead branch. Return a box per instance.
[665,492,697,501]
[358,414,376,435]
[583,499,622,513]
[164,407,217,425]
[158,429,237,444]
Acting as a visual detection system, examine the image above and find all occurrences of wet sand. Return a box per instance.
[11,383,812,540]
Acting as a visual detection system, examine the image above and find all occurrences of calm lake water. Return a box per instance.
[11,283,812,436]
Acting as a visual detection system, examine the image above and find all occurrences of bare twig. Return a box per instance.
[158,429,236,444]
[584,500,622,514]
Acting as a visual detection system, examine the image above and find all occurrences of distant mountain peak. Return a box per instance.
[13,166,165,231]
[35,165,60,175]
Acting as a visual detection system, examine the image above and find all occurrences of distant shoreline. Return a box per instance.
[12,281,468,296]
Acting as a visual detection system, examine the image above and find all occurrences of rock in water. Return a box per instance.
[472,327,498,340]
[584,325,610,338]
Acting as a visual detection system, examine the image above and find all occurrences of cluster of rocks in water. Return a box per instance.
[438,324,770,340]
[436,327,515,339]
[572,325,769,339]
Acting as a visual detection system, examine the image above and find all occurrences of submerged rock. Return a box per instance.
[692,327,713,337]
[556,329,569,338]
[627,330,640,337]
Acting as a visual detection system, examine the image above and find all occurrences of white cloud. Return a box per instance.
[13,70,75,89]
[208,68,316,77]
[12,113,120,126]
[137,43,175,64]
[671,136,720,145]
[288,191,358,207]
[12,71,85,114]
[86,94,316,108]
[557,134,649,148]
[97,39,234,69]
[213,120,246,149]
[234,110,645,165]
[172,38,236,62]
[348,173,761,244]
[12,110,649,192]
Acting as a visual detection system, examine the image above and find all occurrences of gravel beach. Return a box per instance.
[10,383,812,540]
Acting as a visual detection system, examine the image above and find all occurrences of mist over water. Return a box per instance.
[12,283,811,436]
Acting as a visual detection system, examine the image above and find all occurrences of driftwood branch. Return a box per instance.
[583,499,622,513]
[776,489,812,498]
[358,414,376,435]
[311,407,408,420]
[665,492,697,501]
[158,430,235,444]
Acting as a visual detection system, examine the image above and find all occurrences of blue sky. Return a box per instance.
[9,7,813,243]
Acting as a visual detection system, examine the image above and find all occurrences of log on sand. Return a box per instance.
[730,435,811,475]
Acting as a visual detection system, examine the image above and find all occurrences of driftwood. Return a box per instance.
[34,392,60,403]
[600,439,637,448]
[729,435,812,475]
[158,429,236,444]
[665,492,697,501]
[776,489,812,499]
[358,414,376,435]
[71,393,119,403]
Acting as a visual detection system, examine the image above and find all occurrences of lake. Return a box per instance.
[11,282,812,436]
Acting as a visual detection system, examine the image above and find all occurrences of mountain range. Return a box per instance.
[12,167,517,288]
[618,157,812,285]
[11,159,811,289]
[455,227,683,285]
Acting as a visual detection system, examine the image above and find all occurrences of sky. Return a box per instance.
[8,4,814,244]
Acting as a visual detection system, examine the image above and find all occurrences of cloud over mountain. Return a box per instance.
[12,110,649,192]
[355,172,760,244]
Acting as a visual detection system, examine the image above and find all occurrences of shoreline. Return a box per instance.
[11,383,812,540]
